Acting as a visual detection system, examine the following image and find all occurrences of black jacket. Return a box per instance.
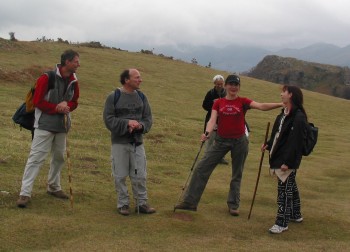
[266,107,306,169]
[202,88,226,132]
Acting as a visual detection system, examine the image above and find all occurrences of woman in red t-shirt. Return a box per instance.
[175,74,283,216]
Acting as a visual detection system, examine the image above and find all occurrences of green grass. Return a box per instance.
[0,39,349,251]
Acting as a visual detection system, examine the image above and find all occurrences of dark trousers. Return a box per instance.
[183,135,249,210]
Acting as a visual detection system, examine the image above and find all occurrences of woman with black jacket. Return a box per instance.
[263,85,307,234]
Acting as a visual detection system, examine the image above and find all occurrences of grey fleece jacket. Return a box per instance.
[35,66,78,133]
[103,88,152,144]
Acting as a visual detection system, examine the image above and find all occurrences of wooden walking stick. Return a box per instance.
[64,115,74,209]
[248,122,270,220]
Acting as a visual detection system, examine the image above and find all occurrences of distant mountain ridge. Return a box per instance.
[246,55,350,100]
[276,43,350,68]
[153,43,350,72]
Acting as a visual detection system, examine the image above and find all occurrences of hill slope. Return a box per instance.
[1,39,349,251]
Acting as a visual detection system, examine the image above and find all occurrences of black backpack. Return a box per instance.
[12,71,56,134]
[302,122,318,156]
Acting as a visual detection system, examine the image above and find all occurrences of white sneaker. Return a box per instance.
[290,217,303,223]
[269,224,288,234]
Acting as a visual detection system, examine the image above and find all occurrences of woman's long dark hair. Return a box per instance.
[282,85,307,120]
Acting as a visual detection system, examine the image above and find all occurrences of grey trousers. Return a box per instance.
[20,129,66,197]
[205,130,217,151]
[183,134,249,210]
[111,143,148,208]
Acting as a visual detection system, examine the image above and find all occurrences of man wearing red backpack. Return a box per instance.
[16,49,80,208]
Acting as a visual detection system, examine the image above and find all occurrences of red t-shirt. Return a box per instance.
[212,97,252,138]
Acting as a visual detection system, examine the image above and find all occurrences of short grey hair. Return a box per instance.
[212,74,224,83]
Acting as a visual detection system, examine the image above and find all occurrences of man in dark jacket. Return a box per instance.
[202,75,228,164]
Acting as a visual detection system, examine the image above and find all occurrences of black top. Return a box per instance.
[267,107,307,169]
[202,88,226,132]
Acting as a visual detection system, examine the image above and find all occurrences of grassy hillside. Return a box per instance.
[1,39,349,251]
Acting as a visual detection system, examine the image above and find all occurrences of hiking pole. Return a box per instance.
[173,137,207,212]
[130,132,140,215]
[64,115,74,209]
[248,122,270,220]
[133,139,140,215]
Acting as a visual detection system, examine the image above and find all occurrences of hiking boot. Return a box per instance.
[219,159,229,165]
[269,224,288,234]
[17,196,30,208]
[290,217,303,223]
[118,205,130,216]
[229,208,239,216]
[136,204,156,214]
[174,202,197,211]
[47,190,69,199]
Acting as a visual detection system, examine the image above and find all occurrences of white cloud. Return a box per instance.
[1,0,350,50]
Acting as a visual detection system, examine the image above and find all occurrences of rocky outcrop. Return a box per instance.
[247,55,350,99]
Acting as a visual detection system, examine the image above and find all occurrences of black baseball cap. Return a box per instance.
[225,74,240,85]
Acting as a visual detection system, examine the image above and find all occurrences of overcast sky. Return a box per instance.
[1,0,350,51]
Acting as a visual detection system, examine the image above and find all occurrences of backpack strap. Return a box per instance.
[114,88,121,107]
[45,70,56,90]
[114,88,145,107]
[136,89,145,101]
[114,89,146,118]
